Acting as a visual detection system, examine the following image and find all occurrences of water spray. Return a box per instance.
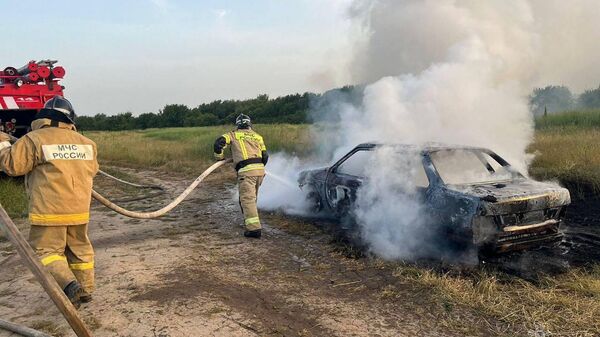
[265,170,298,190]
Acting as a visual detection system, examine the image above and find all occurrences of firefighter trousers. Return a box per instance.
[28,224,95,293]
[238,174,264,231]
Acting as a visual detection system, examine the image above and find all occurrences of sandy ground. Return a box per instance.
[0,166,598,337]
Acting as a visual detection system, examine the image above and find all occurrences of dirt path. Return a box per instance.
[0,166,508,337]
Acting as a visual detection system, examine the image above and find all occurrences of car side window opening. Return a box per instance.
[336,148,430,188]
[430,149,513,185]
[336,150,374,177]
[393,151,429,188]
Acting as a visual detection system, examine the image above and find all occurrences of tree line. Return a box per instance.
[529,85,600,116]
[76,85,600,131]
[77,93,314,131]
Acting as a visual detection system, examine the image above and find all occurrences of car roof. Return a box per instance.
[356,142,491,153]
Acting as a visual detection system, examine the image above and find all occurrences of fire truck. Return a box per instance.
[0,60,66,137]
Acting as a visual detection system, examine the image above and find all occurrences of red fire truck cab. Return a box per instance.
[0,60,66,137]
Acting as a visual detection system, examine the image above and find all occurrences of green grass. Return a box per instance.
[0,178,28,218]
[535,109,600,130]
[0,178,28,241]
[84,124,312,173]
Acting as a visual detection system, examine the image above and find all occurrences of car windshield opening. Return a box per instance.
[430,149,513,185]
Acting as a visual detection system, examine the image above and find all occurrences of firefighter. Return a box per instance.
[0,96,99,308]
[214,114,268,238]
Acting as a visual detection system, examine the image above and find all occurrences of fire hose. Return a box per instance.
[0,319,53,337]
[91,159,231,219]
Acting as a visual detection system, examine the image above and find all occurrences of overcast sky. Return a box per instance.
[0,1,352,116]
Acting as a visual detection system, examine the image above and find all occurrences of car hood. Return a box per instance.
[446,179,571,214]
[298,167,329,185]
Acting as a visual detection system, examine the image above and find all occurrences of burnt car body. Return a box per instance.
[298,143,571,254]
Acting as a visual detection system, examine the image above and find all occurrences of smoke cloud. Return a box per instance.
[348,0,600,93]
[352,147,433,260]
[260,0,600,260]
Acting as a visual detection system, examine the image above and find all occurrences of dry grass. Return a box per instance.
[529,128,600,197]
[529,110,600,197]
[394,264,600,336]
[30,319,66,337]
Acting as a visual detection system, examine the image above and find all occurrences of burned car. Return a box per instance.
[298,143,571,254]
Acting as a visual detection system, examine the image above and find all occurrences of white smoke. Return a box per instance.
[257,153,312,215]
[259,0,600,260]
[346,0,600,92]
[353,147,432,260]
[318,37,533,172]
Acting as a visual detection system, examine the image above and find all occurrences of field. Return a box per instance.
[1,114,599,336]
[530,110,600,197]
[81,124,312,173]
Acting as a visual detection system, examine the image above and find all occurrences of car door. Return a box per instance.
[324,148,374,215]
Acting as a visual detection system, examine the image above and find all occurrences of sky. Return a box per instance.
[0,0,352,116]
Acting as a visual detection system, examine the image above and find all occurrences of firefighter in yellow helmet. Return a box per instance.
[0,96,99,308]
[214,114,268,238]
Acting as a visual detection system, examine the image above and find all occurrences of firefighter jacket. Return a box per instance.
[0,118,99,226]
[214,128,268,176]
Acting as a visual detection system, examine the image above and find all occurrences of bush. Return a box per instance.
[578,87,600,110]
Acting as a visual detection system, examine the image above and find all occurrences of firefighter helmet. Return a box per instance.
[37,96,76,124]
[235,114,252,129]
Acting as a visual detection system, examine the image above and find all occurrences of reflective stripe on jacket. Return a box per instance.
[214,128,268,175]
[0,118,99,226]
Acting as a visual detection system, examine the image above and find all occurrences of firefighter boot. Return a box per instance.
[244,229,262,238]
[63,281,84,309]
[80,290,93,303]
